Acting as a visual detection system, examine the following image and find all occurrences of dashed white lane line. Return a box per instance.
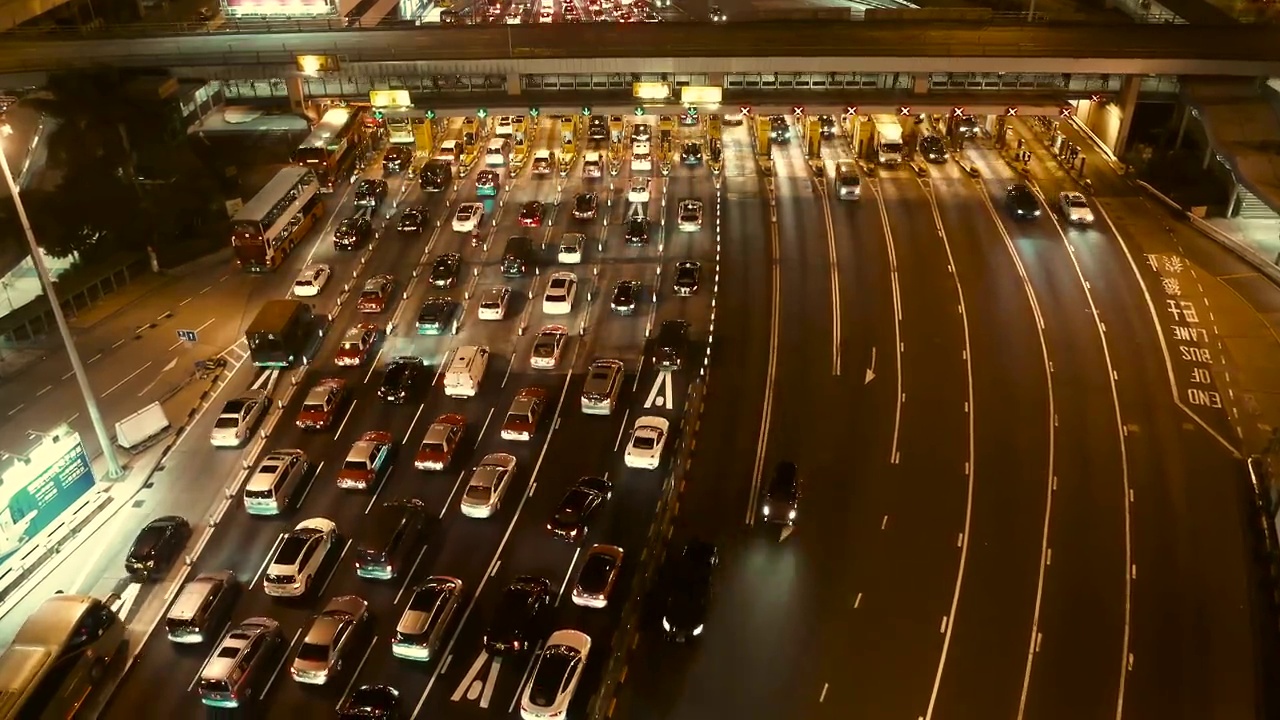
[6,404,22,416]
[36,386,50,396]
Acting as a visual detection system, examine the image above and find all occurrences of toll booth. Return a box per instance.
[609,115,624,144]
[804,116,822,159]
[707,114,723,175]
[707,114,722,144]
[411,116,437,154]
[753,115,771,156]
[512,115,529,143]
[560,115,577,145]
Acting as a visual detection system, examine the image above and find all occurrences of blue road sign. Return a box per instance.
[177,329,197,343]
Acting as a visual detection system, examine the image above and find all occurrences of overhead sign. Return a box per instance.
[844,106,858,117]
[1005,106,1019,116]
[0,430,95,559]
[792,106,805,117]
[680,86,723,104]
[369,90,411,108]
[294,54,339,73]
[632,82,672,100]
[952,106,965,117]
[739,105,752,116]
[897,106,911,116]
[177,329,197,343]
[1059,106,1074,118]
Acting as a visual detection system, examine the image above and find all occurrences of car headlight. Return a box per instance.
[762,505,770,516]
[788,509,796,520]
[692,624,704,636]
[662,618,671,631]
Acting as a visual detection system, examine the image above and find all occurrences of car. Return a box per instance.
[627,177,650,204]
[547,476,612,541]
[501,387,548,441]
[661,540,717,641]
[530,325,568,369]
[1059,191,1095,225]
[429,253,462,289]
[476,169,501,197]
[673,261,701,296]
[582,151,603,178]
[611,280,640,315]
[291,595,369,685]
[209,389,268,447]
[477,286,512,321]
[572,193,598,219]
[818,114,837,139]
[531,149,556,175]
[334,215,373,250]
[125,515,191,581]
[505,9,522,22]
[571,544,624,609]
[519,201,545,228]
[769,115,791,143]
[296,378,346,430]
[495,114,515,137]
[761,460,800,525]
[542,272,578,315]
[722,110,745,126]
[292,263,331,297]
[919,134,948,163]
[484,576,552,655]
[680,141,702,165]
[336,430,394,490]
[677,199,702,231]
[624,415,670,470]
[334,323,380,367]
[625,217,650,245]
[461,453,518,518]
[379,356,425,403]
[383,146,413,173]
[708,4,725,20]
[558,233,585,264]
[539,7,552,20]
[358,274,395,313]
[1006,183,1041,219]
[631,143,652,171]
[398,206,428,234]
[339,685,400,720]
[453,202,486,232]
[587,116,608,140]
[392,577,464,661]
[519,629,591,720]
[416,296,461,335]
[199,618,282,707]
[415,413,466,471]
[654,319,690,369]
[354,178,388,208]
[263,517,338,597]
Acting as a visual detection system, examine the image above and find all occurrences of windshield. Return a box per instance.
[214,416,240,429]
[296,641,330,663]
[300,402,324,414]
[343,459,369,472]
[633,432,657,451]
[464,484,491,503]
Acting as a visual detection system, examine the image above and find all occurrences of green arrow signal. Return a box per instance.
[634,106,645,116]
[477,108,489,119]
[581,107,592,117]
[425,109,436,120]
[529,107,540,118]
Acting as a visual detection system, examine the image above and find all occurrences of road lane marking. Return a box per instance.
[334,400,358,438]
[818,182,842,375]
[6,404,21,416]
[404,404,424,443]
[613,409,630,452]
[441,470,467,519]
[364,348,384,385]
[111,339,125,349]
[261,627,302,699]
[745,215,782,524]
[179,297,192,306]
[103,362,151,397]
[509,640,544,713]
[868,181,905,464]
[62,370,73,380]
[338,639,378,711]
[820,683,829,703]
[556,546,581,607]
[450,651,499,704]
[88,353,101,363]
[36,386,50,396]
[643,370,674,409]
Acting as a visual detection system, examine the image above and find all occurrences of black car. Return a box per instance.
[611,280,640,315]
[661,539,717,642]
[429,253,462,289]
[415,296,460,336]
[547,476,613,541]
[379,356,425,403]
[572,193,598,220]
[818,115,836,139]
[761,461,799,525]
[334,215,373,250]
[420,159,451,191]
[768,116,791,143]
[1006,183,1041,219]
[919,135,948,164]
[680,142,702,165]
[625,217,650,246]
[126,515,192,581]
[354,178,388,208]
[383,146,413,174]
[654,318,690,369]
[483,576,552,655]
[339,685,400,719]
[673,261,700,296]
[587,115,608,140]
[398,206,428,234]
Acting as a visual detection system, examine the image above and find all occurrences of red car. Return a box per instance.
[358,274,395,313]
[296,378,346,430]
[335,323,380,367]
[414,413,466,471]
[500,387,548,441]
[518,201,544,228]
[336,430,394,490]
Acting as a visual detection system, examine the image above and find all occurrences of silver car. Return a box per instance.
[461,453,517,519]
[291,595,369,685]
[209,389,268,448]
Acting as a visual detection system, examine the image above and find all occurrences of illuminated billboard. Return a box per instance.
[0,430,96,561]
[221,0,338,18]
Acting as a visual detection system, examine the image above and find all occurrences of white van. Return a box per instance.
[582,151,603,178]
[243,449,308,516]
[435,140,462,165]
[444,345,491,398]
[485,138,511,167]
[631,142,652,171]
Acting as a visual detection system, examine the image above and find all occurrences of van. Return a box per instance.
[356,499,428,580]
[444,345,491,398]
[166,570,241,644]
[392,576,464,661]
[435,140,462,164]
[243,449,309,516]
[198,617,283,708]
[582,151,603,178]
[581,359,624,415]
[531,149,556,175]
[485,138,511,166]
[654,319,690,369]
[501,236,534,277]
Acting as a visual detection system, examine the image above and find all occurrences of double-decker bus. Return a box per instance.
[0,594,126,720]
[292,106,365,191]
[231,166,323,272]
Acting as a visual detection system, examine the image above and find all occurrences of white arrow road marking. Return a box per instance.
[865,346,877,385]
[644,370,674,409]
[451,650,502,708]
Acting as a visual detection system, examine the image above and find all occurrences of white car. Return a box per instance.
[542,272,578,315]
[530,325,568,369]
[627,177,651,204]
[461,453,517,519]
[478,286,512,320]
[631,143,652,171]
[452,203,485,233]
[677,200,703,232]
[519,630,592,720]
[558,233,585,264]
[624,415,670,470]
[263,517,338,598]
[495,115,514,137]
[209,389,268,447]
[1058,191,1095,225]
[292,263,331,297]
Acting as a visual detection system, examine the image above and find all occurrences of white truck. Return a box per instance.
[872,115,905,166]
[115,402,171,452]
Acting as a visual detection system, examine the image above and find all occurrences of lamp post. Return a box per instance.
[0,126,123,478]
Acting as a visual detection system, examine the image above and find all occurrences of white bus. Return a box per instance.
[231,167,324,272]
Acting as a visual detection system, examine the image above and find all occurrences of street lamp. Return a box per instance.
[0,125,123,478]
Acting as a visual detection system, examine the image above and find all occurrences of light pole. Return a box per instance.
[0,126,123,478]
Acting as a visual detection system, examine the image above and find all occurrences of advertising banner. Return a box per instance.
[222,0,336,18]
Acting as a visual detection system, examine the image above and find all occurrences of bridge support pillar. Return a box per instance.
[1113,74,1140,159]
[285,76,306,114]
[912,73,929,94]
[507,73,521,95]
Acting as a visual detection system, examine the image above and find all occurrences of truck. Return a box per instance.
[247,299,315,368]
[872,115,905,166]
[116,402,171,452]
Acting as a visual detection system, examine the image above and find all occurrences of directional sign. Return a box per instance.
[634,106,646,116]
[450,650,502,708]
[581,106,592,116]
[739,105,752,116]
[897,106,911,116]
[425,109,436,120]
[529,107,540,118]
[644,370,675,409]
[951,106,966,117]
[844,105,858,117]
[177,329,197,343]
[792,106,805,117]
[1005,106,1019,117]
[1059,106,1074,118]
[477,108,489,119]
[1089,93,1103,103]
